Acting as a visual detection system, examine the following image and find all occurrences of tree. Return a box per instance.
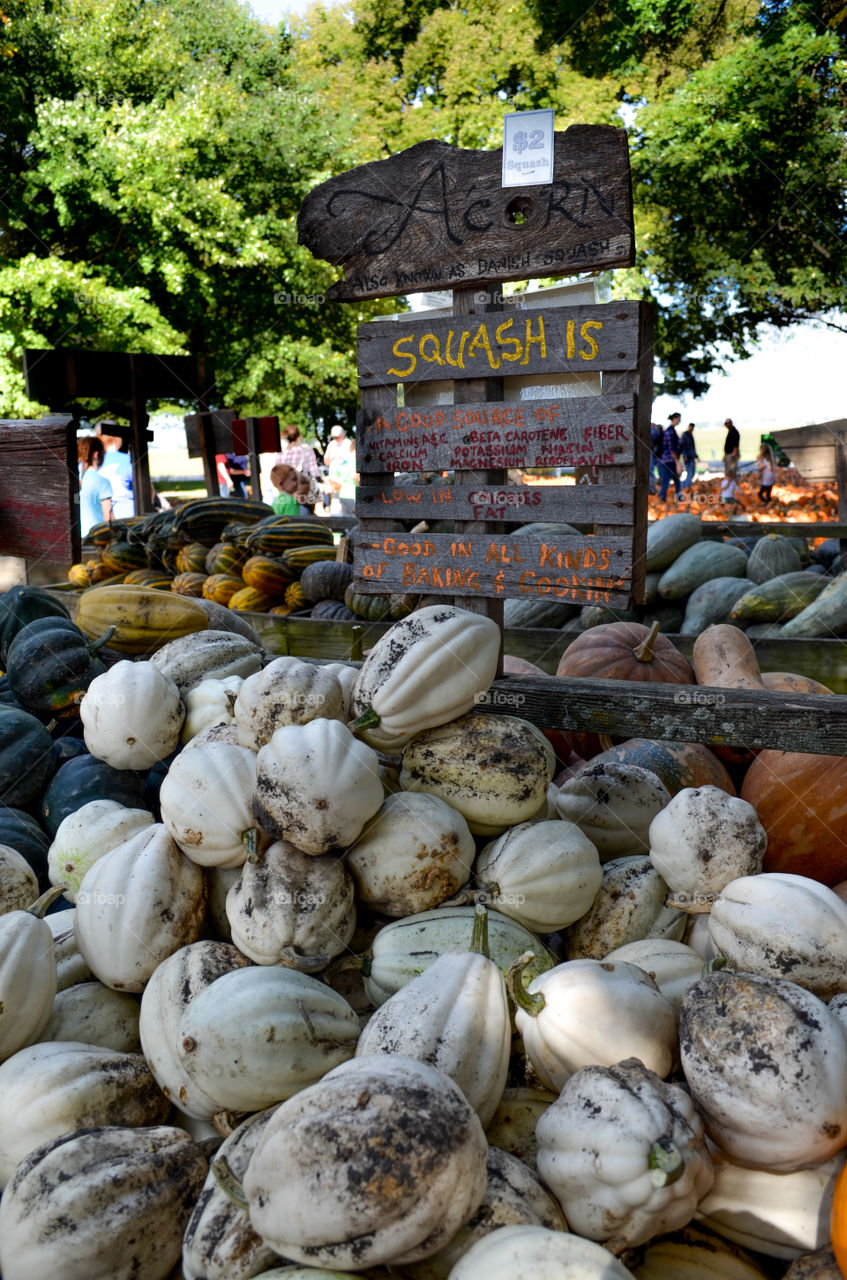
[0,0,394,424]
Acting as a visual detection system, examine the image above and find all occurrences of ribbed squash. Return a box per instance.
[120,570,173,589]
[300,560,354,603]
[67,564,90,588]
[171,573,207,597]
[85,520,118,546]
[284,581,306,609]
[241,555,296,595]
[556,620,694,684]
[245,519,335,556]
[76,585,209,655]
[311,600,356,620]
[268,604,294,615]
[202,574,245,605]
[746,534,803,584]
[204,542,248,576]
[87,559,126,584]
[228,586,276,612]
[99,541,148,574]
[283,544,339,570]
[176,543,211,575]
[580,738,736,796]
[344,585,392,620]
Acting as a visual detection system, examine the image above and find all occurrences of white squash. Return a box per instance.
[697,1144,846,1260]
[80,659,184,769]
[536,1057,714,1250]
[0,844,37,915]
[474,819,602,934]
[400,712,556,837]
[485,1087,558,1172]
[320,660,358,718]
[48,907,94,990]
[47,799,153,902]
[445,1225,635,1279]
[603,939,705,1015]
[159,740,261,869]
[679,969,847,1171]
[707,873,847,1000]
[40,980,141,1052]
[138,939,251,1119]
[182,1107,280,1280]
[555,763,672,859]
[648,786,767,908]
[0,1125,209,1280]
[178,965,360,1115]
[241,1055,489,1269]
[74,823,207,991]
[633,1224,771,1278]
[355,906,510,1127]
[830,992,847,1033]
[345,791,475,916]
[205,865,241,942]
[181,675,244,744]
[363,905,555,1007]
[253,717,383,854]
[0,887,59,1062]
[567,856,686,959]
[226,839,356,968]
[682,912,717,963]
[235,657,345,750]
[511,957,678,1092]
[150,629,262,693]
[405,1146,567,1280]
[348,604,501,751]
[0,1040,170,1187]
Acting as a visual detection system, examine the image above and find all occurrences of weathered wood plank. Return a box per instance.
[0,418,80,565]
[476,674,847,755]
[358,303,641,387]
[298,127,633,302]
[354,531,633,604]
[356,482,634,524]
[358,393,634,472]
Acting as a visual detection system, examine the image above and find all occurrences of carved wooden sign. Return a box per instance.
[298,126,633,302]
[0,417,80,565]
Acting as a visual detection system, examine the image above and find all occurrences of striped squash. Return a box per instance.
[246,520,335,556]
[284,581,307,610]
[100,542,149,573]
[67,564,90,588]
[228,586,276,612]
[204,542,249,576]
[344,585,392,621]
[242,556,297,595]
[283,544,338,571]
[177,543,211,575]
[202,574,246,605]
[171,573,207,597]
[120,570,173,590]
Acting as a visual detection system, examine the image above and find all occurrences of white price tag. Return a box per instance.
[502,110,554,188]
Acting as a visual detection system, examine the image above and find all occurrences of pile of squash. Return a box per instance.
[1,590,847,1279]
[70,498,419,625]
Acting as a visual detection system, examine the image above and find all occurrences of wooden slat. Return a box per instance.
[297,127,633,302]
[354,531,633,604]
[358,393,634,472]
[475,675,847,755]
[358,302,641,387]
[0,418,80,565]
[356,482,633,524]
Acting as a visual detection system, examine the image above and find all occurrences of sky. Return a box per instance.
[241,0,846,435]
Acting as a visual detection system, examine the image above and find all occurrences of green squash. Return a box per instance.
[0,707,56,808]
[343,585,392,621]
[40,754,148,838]
[6,617,113,719]
[0,807,52,891]
[299,561,355,603]
[0,586,70,667]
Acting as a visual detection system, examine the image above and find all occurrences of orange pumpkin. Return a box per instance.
[504,653,604,763]
[741,750,847,886]
[832,1160,847,1277]
[556,620,694,685]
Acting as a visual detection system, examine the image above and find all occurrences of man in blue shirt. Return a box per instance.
[680,422,699,494]
[658,413,682,502]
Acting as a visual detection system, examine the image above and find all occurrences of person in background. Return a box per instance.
[658,412,682,502]
[679,422,699,494]
[215,454,233,497]
[326,432,357,516]
[294,470,321,517]
[723,418,741,477]
[275,424,321,481]
[224,454,250,499]
[757,444,776,504]
[720,472,745,514]
[95,421,134,519]
[269,463,300,516]
[323,424,349,470]
[79,436,113,535]
[649,423,663,493]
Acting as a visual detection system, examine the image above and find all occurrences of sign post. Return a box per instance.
[298,124,651,650]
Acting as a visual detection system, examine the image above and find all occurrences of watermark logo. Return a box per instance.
[673,689,726,708]
[274,289,326,307]
[76,891,126,906]
[270,890,327,907]
[475,889,526,908]
[473,290,522,307]
[474,689,526,709]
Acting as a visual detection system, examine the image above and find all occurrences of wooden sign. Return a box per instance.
[358,393,634,473]
[184,409,235,459]
[358,303,640,387]
[298,126,633,302]
[771,420,847,483]
[0,417,80,565]
[356,531,633,606]
[357,482,633,525]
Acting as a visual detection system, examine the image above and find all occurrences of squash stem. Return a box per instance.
[648,1138,685,1187]
[350,625,363,663]
[348,708,381,734]
[28,885,69,917]
[211,1155,249,1209]
[702,955,727,975]
[87,625,117,655]
[241,827,261,864]
[633,619,660,663]
[506,951,546,1017]
[471,903,490,959]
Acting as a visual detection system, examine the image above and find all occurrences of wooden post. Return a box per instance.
[836,432,847,573]
[129,355,154,515]
[244,417,263,503]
